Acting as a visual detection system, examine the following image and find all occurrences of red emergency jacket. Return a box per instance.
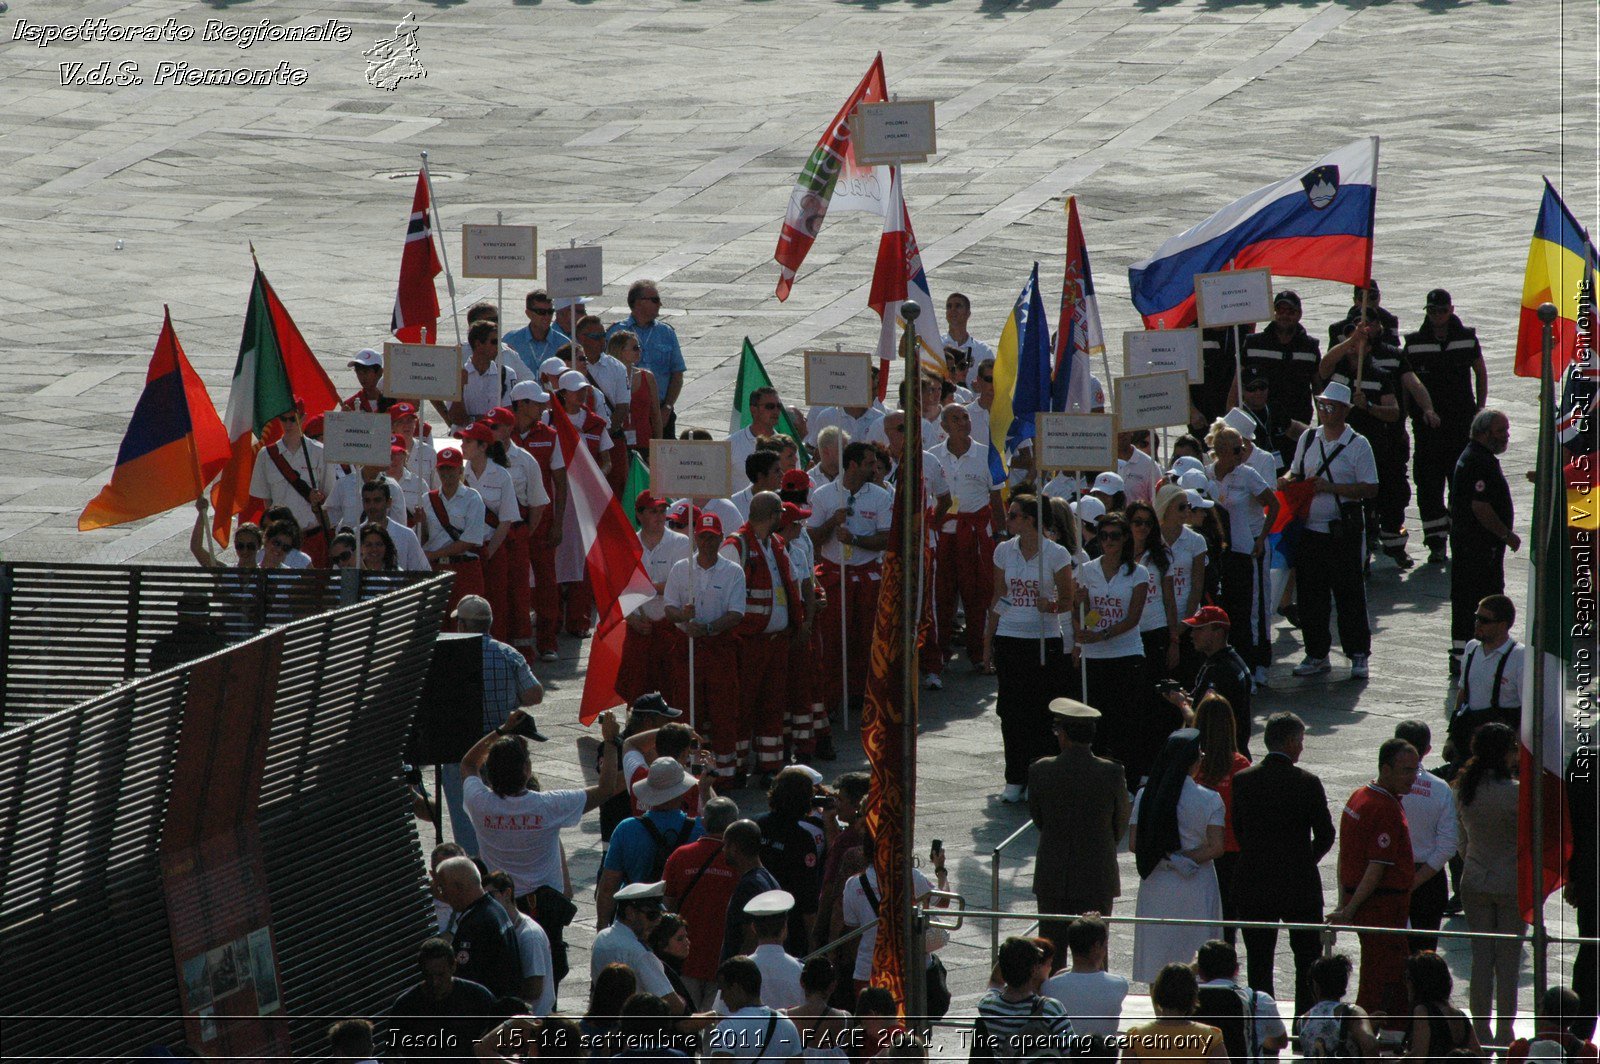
[725,525,804,636]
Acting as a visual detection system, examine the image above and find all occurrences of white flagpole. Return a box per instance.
[1074,472,1089,702]
[420,151,463,352]
[688,635,697,735]
[1037,484,1047,665]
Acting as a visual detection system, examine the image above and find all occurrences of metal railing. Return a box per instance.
[991,819,1037,965]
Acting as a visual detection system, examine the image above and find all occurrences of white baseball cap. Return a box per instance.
[1184,488,1215,510]
[1177,469,1212,493]
[1070,496,1106,523]
[552,296,586,312]
[539,357,568,378]
[1168,456,1206,478]
[1092,471,1125,496]
[348,347,383,369]
[558,370,588,393]
[508,381,549,404]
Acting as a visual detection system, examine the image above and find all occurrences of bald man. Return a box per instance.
[435,856,523,997]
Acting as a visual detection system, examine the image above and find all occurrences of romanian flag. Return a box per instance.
[79,309,231,531]
[1516,180,1599,379]
[210,260,341,545]
[860,468,916,1014]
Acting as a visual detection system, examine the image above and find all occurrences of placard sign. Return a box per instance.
[1194,268,1273,330]
[322,411,393,467]
[1124,328,1201,380]
[804,351,874,408]
[1036,413,1116,472]
[1114,371,1192,432]
[851,100,937,166]
[650,440,734,499]
[545,245,604,299]
[462,224,538,279]
[384,342,461,402]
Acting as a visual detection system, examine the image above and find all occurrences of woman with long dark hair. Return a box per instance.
[1129,729,1224,983]
[1401,950,1482,1058]
[1192,694,1249,946]
[1073,511,1150,787]
[983,493,1075,803]
[1453,722,1523,1047]
[1129,500,1179,678]
[359,522,399,571]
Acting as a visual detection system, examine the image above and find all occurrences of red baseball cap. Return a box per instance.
[781,501,812,523]
[635,490,667,511]
[388,402,417,420]
[1182,605,1231,629]
[695,513,723,538]
[436,447,464,468]
[666,500,699,527]
[458,422,495,443]
[302,412,325,438]
[486,406,515,427]
[391,443,409,457]
[781,469,811,493]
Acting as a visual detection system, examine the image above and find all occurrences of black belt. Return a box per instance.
[444,554,480,563]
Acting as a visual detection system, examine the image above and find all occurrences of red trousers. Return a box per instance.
[935,513,995,665]
[1352,891,1412,1025]
[437,557,486,626]
[504,522,534,659]
[529,517,559,655]
[617,618,683,706]
[301,526,327,568]
[737,631,791,773]
[671,633,741,779]
[483,531,513,643]
[815,560,882,710]
[787,623,825,755]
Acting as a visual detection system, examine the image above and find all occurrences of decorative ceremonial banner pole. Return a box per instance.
[899,300,927,1019]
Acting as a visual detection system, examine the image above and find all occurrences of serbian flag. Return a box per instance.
[869,168,946,390]
[860,469,918,1014]
[391,170,443,343]
[1516,180,1599,379]
[774,54,889,301]
[1052,196,1102,414]
[210,260,341,546]
[79,309,231,531]
[1129,137,1379,328]
[1519,342,1577,922]
[548,403,655,725]
[1266,478,1318,569]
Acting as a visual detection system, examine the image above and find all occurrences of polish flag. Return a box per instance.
[547,403,655,724]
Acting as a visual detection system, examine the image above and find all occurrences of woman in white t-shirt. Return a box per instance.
[1073,511,1150,790]
[983,492,1076,803]
[1206,425,1281,686]
[1154,484,1209,683]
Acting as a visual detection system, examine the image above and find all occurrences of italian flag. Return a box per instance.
[731,338,808,463]
[548,403,655,724]
[210,261,340,545]
[1518,339,1576,922]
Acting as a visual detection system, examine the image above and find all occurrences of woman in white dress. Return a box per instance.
[1129,728,1226,983]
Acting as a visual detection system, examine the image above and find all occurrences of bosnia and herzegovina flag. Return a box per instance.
[1129,137,1378,329]
[990,264,1052,463]
[78,309,231,531]
[1516,179,1599,379]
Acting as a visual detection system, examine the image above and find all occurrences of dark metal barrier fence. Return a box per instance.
[0,563,453,1059]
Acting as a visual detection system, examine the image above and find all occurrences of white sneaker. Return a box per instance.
[1252,666,1269,688]
[1000,783,1025,803]
[539,650,558,661]
[925,673,943,691]
[1293,656,1331,677]
[1350,654,1370,679]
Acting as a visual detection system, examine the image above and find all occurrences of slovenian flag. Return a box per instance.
[1129,137,1379,329]
[79,309,231,531]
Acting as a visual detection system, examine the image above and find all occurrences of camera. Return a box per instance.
[506,716,549,743]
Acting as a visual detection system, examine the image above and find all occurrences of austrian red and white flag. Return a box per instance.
[548,403,655,725]
[868,167,945,391]
[391,170,443,343]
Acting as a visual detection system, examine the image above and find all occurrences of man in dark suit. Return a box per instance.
[1028,698,1132,968]
[1231,711,1335,1019]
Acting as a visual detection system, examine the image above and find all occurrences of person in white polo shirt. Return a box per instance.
[931,403,1004,674]
[663,513,747,783]
[1284,382,1379,679]
[456,318,522,427]
[1116,432,1163,507]
[709,955,805,1063]
[1394,719,1458,953]
[742,890,805,1011]
[590,881,686,1014]
[420,446,489,618]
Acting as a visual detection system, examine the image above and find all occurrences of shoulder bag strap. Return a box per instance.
[676,840,724,908]
[859,872,880,915]
[753,1009,780,1060]
[428,491,463,542]
[265,444,314,502]
[1490,641,1515,712]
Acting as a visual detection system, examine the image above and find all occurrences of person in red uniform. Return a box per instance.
[721,492,806,785]
[777,493,827,761]
[342,348,396,413]
[618,491,692,706]
[510,382,568,661]
[554,369,613,637]
[420,446,489,619]
[930,403,1004,673]
[1331,736,1420,1026]
[486,404,549,664]
[460,421,522,644]
[662,513,747,784]
[247,399,332,567]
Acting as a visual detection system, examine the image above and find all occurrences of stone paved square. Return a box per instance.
[1,0,1596,1054]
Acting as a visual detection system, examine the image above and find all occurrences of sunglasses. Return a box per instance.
[1175,503,1192,512]
[979,374,994,383]
[530,307,553,316]
[330,551,353,564]
[637,295,661,303]
[237,541,261,553]
[581,331,605,341]
[1099,530,1126,541]
[1473,614,1503,625]
[1130,518,1153,527]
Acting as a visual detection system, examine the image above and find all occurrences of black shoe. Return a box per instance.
[1386,548,1415,571]
[815,736,838,761]
[1449,655,1461,678]
[1427,546,1448,565]
[1443,895,1464,916]
[1280,604,1301,629]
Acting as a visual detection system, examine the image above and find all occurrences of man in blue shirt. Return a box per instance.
[502,288,571,376]
[596,757,707,926]
[607,279,685,433]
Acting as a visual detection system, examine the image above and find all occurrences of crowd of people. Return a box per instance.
[171,278,1595,1060]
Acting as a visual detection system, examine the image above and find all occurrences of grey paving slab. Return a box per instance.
[1,0,1596,1052]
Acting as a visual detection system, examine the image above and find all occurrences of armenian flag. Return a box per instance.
[78,309,230,531]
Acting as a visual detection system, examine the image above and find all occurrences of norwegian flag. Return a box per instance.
[390,171,442,343]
